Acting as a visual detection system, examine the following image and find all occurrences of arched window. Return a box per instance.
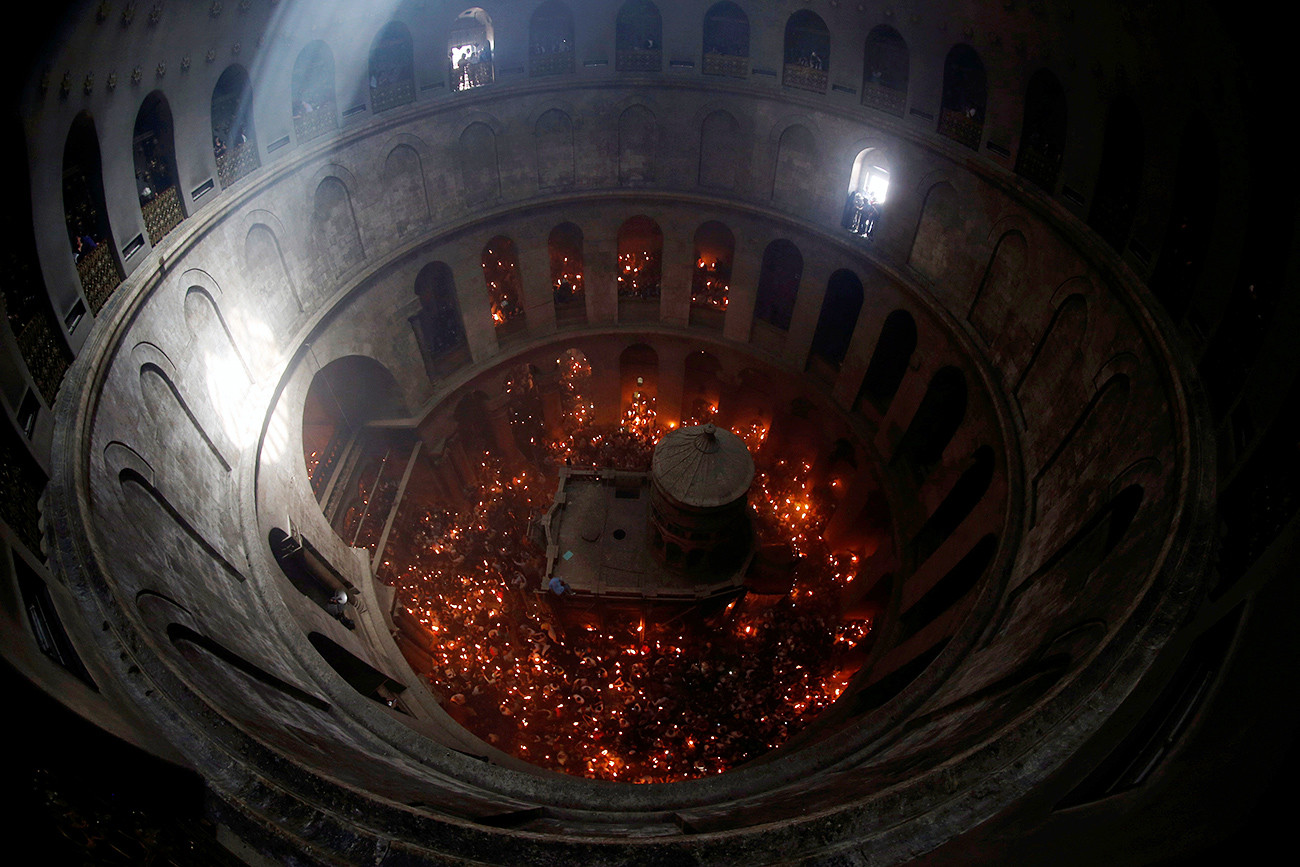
[1016,69,1067,192]
[63,113,122,314]
[369,22,415,113]
[1088,94,1143,252]
[619,343,659,428]
[292,41,337,143]
[862,26,908,116]
[702,2,749,78]
[617,216,663,319]
[783,10,829,94]
[809,270,864,372]
[1150,119,1214,321]
[482,236,525,335]
[683,350,724,425]
[410,262,469,378]
[549,222,585,326]
[842,149,890,238]
[938,45,986,150]
[530,1,575,76]
[909,446,995,567]
[897,534,997,645]
[894,366,967,477]
[691,221,734,330]
[210,65,260,188]
[753,239,803,331]
[856,310,917,414]
[450,8,494,92]
[302,356,407,502]
[616,1,662,73]
[133,92,184,246]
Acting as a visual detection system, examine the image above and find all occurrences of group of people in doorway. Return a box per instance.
[844,190,881,238]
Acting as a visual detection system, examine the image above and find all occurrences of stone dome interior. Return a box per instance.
[1,1,1296,864]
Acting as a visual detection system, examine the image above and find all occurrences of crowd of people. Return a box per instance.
[370,355,871,781]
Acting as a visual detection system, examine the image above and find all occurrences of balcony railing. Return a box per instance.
[141,185,183,246]
[861,81,905,117]
[530,49,575,77]
[371,77,415,114]
[453,61,494,92]
[76,241,121,314]
[16,312,71,403]
[702,52,749,78]
[616,49,661,73]
[938,108,983,151]
[216,141,260,189]
[293,100,338,143]
[783,63,827,94]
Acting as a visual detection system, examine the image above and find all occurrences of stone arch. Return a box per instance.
[856,309,917,415]
[862,25,908,116]
[369,21,415,113]
[459,121,500,203]
[618,104,657,186]
[938,44,986,150]
[1016,294,1090,464]
[133,90,185,246]
[292,40,338,142]
[909,181,962,282]
[783,9,830,93]
[63,110,122,313]
[752,239,803,331]
[894,366,967,476]
[211,64,259,188]
[535,108,575,190]
[309,174,365,284]
[381,140,431,238]
[772,123,817,213]
[809,269,865,371]
[702,2,749,76]
[549,222,585,325]
[411,261,470,379]
[690,220,734,330]
[482,235,526,334]
[1016,69,1067,192]
[968,230,1029,343]
[698,109,740,190]
[529,1,575,77]
[615,0,663,72]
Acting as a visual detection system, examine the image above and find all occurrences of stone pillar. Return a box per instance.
[585,236,618,326]
[659,233,693,327]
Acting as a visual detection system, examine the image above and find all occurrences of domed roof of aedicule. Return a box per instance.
[651,423,754,509]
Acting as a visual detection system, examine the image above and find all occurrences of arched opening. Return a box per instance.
[938,44,986,150]
[529,0,575,77]
[843,149,890,238]
[909,446,995,567]
[897,534,997,646]
[698,109,740,189]
[617,215,663,321]
[683,350,724,425]
[783,10,830,93]
[292,40,337,143]
[808,269,864,378]
[481,236,525,338]
[616,0,662,73]
[862,25,908,116]
[210,65,259,188]
[535,109,575,189]
[1088,93,1143,251]
[856,310,917,415]
[702,1,749,78]
[63,112,122,313]
[409,262,469,378]
[133,92,184,247]
[450,8,494,92]
[302,355,408,513]
[1150,119,1214,321]
[690,220,734,330]
[369,21,415,113]
[753,239,803,333]
[893,366,967,479]
[1016,69,1067,191]
[619,343,659,426]
[549,222,585,326]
